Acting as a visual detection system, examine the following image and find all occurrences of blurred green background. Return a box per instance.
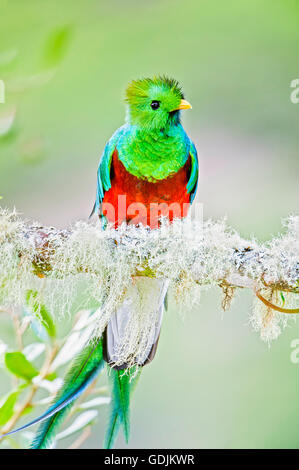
[0,0,299,448]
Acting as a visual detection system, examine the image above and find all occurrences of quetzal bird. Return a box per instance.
[6,76,198,448]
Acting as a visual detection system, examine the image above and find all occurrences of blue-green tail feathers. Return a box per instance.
[104,366,140,449]
[4,339,141,449]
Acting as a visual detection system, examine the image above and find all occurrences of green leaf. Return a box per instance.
[21,405,34,417]
[5,352,39,381]
[26,290,56,339]
[43,26,72,66]
[0,391,19,426]
[45,371,57,381]
[38,305,56,338]
[280,292,285,306]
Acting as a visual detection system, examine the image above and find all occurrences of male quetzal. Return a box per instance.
[6,76,198,448]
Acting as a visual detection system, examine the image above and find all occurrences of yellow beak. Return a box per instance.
[173,99,192,111]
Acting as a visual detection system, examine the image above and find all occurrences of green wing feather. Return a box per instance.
[104,367,140,449]
[186,140,199,202]
[90,125,127,217]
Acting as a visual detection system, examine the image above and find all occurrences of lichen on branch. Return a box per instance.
[0,208,298,342]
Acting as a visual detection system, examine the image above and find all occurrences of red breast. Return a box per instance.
[102,149,191,228]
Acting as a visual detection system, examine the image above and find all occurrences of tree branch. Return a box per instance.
[17,219,299,293]
[0,209,298,343]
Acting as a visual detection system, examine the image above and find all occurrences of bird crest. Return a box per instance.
[125,75,186,130]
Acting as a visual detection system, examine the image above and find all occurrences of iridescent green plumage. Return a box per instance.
[125,76,184,130]
[7,76,199,449]
[92,75,198,216]
[104,368,135,449]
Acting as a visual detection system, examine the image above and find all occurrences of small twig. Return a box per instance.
[11,310,23,350]
[220,281,236,311]
[92,386,108,395]
[40,343,59,378]
[255,290,299,314]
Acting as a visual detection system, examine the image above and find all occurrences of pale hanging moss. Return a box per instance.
[0,208,298,349]
[250,289,297,343]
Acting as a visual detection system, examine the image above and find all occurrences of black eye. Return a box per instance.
[151,100,160,110]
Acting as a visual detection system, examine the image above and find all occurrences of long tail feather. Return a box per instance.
[32,339,104,449]
[104,367,140,449]
[4,339,104,449]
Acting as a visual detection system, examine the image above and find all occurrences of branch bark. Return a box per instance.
[27,224,299,294]
[0,210,298,321]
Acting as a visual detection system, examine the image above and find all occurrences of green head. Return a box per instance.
[125,76,191,131]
